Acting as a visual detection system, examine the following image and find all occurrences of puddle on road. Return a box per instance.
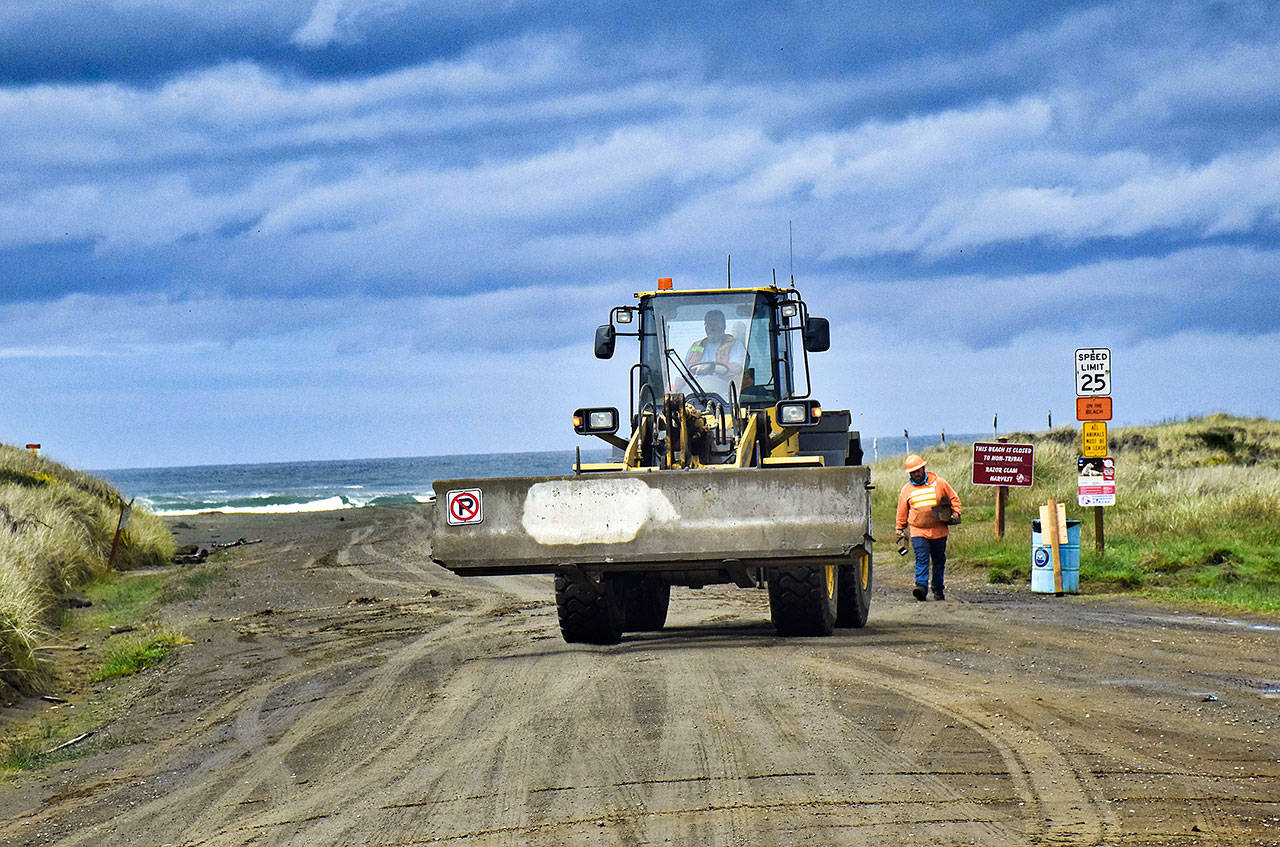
[1103,675,1280,701]
[1168,614,1280,633]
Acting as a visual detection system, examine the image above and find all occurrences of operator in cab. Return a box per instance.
[686,309,743,380]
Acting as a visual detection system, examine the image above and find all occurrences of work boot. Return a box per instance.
[912,586,927,602]
[933,589,945,601]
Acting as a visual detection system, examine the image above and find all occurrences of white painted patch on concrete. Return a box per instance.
[522,478,679,545]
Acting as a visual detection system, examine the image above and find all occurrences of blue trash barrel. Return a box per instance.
[1031,519,1080,594]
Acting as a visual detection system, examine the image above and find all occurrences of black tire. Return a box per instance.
[767,566,838,637]
[836,548,872,628]
[555,572,624,644]
[619,574,670,632]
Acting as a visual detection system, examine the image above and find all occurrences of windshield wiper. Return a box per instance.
[660,318,709,400]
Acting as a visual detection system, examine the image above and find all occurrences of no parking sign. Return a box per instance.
[445,489,483,526]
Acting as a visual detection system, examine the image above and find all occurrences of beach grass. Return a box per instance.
[0,444,175,694]
[870,414,1280,614]
[94,628,192,682]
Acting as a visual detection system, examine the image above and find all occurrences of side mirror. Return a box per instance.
[803,317,830,353]
[594,324,616,359]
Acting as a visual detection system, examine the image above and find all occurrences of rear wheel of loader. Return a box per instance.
[836,549,872,628]
[767,566,838,636]
[555,572,624,644]
[619,574,670,632]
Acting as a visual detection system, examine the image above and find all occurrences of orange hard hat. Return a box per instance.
[904,453,926,472]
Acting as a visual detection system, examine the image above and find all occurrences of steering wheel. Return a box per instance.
[689,361,734,378]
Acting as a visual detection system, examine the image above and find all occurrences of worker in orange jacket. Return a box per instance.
[896,453,962,601]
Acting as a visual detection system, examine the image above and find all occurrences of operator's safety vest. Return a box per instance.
[688,334,736,365]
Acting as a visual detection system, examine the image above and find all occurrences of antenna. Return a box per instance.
[726,254,731,288]
[788,220,794,285]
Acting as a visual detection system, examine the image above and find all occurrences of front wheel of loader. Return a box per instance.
[555,571,624,645]
[619,574,670,632]
[767,566,838,637]
[836,549,872,628]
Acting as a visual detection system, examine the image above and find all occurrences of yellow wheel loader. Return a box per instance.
[430,278,873,644]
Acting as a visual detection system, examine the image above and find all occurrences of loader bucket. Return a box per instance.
[429,466,871,576]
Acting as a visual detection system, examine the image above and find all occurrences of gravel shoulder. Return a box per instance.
[1,504,1277,846]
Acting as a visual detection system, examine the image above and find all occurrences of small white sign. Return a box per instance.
[1077,457,1116,507]
[1075,347,1111,396]
[445,489,483,526]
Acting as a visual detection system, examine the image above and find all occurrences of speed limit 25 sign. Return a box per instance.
[1075,348,1111,396]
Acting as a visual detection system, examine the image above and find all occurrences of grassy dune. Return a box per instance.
[0,445,174,694]
[870,414,1280,613]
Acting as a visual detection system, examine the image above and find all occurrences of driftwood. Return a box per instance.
[212,537,263,550]
[44,731,93,754]
[173,537,262,565]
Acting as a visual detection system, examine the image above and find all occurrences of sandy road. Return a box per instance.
[2,504,1278,846]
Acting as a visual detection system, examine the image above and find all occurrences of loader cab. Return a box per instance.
[637,288,802,412]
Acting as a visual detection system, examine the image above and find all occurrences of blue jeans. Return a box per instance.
[912,536,947,593]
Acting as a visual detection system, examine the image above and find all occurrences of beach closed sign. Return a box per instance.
[972,442,1035,487]
[445,489,484,526]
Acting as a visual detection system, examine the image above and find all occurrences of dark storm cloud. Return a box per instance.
[0,0,1095,84]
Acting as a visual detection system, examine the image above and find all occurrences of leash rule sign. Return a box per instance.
[445,489,484,526]
[1075,348,1111,396]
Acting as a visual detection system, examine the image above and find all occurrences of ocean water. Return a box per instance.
[96,450,610,517]
[863,432,987,463]
[96,433,981,516]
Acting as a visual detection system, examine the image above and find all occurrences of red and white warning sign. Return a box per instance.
[445,488,483,526]
[1077,457,1116,507]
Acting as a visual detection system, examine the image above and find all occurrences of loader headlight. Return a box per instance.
[780,302,799,319]
[573,407,620,435]
[775,400,822,427]
[779,404,806,424]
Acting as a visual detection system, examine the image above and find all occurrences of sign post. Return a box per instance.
[106,498,133,570]
[972,439,1035,538]
[1075,347,1113,553]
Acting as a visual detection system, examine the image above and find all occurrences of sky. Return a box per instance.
[2,1,1279,469]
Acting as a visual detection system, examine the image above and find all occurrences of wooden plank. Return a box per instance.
[1041,499,1065,595]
